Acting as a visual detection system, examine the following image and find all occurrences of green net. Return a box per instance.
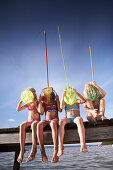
[86,86,100,101]
[64,87,77,105]
[21,90,34,104]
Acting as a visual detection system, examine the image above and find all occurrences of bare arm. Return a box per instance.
[84,102,98,117]
[72,88,86,104]
[33,98,39,112]
[60,91,66,110]
[37,94,44,115]
[56,94,62,112]
[17,100,28,111]
[84,102,92,113]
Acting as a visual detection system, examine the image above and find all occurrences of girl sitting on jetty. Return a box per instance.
[37,87,62,163]
[84,81,107,121]
[17,87,42,163]
[57,88,88,157]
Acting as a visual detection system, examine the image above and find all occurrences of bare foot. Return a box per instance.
[57,146,64,157]
[80,146,88,152]
[41,149,48,164]
[17,149,26,163]
[101,116,107,121]
[26,148,37,162]
[57,149,63,157]
[51,154,59,163]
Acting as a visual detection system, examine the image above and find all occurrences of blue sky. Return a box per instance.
[0,0,113,128]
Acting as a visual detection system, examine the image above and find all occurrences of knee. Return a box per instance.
[51,120,57,129]
[19,122,27,130]
[31,122,37,129]
[87,116,94,122]
[75,117,83,124]
[59,119,65,127]
[37,122,43,130]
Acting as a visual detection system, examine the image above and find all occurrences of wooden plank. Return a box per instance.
[0,119,113,147]
[64,126,113,144]
[13,147,20,170]
[0,144,20,152]
[0,119,113,170]
[0,131,53,145]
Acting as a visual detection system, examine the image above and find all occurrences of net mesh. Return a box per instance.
[86,86,100,101]
[64,88,77,105]
[21,90,34,104]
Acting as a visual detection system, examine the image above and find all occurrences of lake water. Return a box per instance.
[0,144,113,170]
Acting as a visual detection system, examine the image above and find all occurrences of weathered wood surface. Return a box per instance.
[0,119,113,170]
[0,119,113,147]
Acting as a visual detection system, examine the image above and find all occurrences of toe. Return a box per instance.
[51,156,59,163]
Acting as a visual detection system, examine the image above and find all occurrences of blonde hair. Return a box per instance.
[26,87,36,93]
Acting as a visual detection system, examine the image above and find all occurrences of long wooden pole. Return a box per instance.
[89,46,94,81]
[44,31,49,88]
[58,26,69,87]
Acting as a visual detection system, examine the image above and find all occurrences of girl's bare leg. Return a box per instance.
[17,121,31,163]
[37,120,48,164]
[86,100,97,121]
[99,99,107,120]
[87,114,96,121]
[74,117,88,152]
[87,111,97,121]
[26,121,39,162]
[57,118,71,157]
[49,119,59,163]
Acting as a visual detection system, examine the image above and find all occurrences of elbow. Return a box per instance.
[38,109,44,115]
[102,93,106,98]
[60,104,64,110]
[59,108,62,112]
[17,108,20,111]
[83,99,86,103]
[38,110,41,114]
[60,106,64,110]
[40,112,44,115]
[16,106,21,111]
[104,92,106,97]
[82,97,86,103]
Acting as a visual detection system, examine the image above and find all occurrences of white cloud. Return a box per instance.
[101,77,113,89]
[8,119,15,122]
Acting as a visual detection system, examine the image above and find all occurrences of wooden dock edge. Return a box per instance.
[0,119,113,170]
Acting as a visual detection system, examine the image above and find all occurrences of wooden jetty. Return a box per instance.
[0,119,113,170]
